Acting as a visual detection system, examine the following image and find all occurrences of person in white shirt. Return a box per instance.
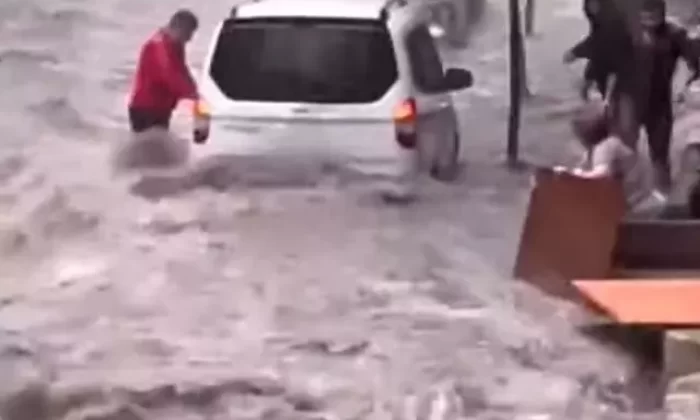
[558,101,667,217]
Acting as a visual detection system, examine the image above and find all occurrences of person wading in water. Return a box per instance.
[128,9,203,141]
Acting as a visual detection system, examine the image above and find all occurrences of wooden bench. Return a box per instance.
[513,168,700,323]
[512,169,700,408]
[572,279,700,325]
[512,169,625,300]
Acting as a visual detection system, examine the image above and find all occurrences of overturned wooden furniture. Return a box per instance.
[514,168,700,410]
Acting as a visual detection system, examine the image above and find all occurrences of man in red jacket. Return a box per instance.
[128,9,199,134]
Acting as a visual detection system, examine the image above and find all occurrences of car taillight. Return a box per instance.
[393,98,417,149]
[192,99,211,144]
[193,99,210,120]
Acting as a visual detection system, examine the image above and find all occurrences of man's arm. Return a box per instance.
[151,37,198,100]
[168,43,199,100]
[571,164,611,178]
[569,141,615,178]
[673,25,700,86]
[569,35,593,59]
[587,137,621,176]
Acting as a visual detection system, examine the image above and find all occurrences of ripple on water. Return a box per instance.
[0,49,59,66]
[27,96,97,134]
[0,155,27,185]
[0,0,695,418]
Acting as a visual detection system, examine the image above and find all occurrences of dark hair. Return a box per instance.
[169,9,198,31]
[641,0,665,15]
[583,0,599,18]
[571,102,610,147]
[689,178,700,218]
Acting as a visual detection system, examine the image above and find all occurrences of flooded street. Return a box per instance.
[0,0,689,418]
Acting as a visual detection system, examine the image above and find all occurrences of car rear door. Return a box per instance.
[195,17,406,175]
[404,23,456,171]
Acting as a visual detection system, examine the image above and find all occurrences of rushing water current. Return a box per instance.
[0,0,697,418]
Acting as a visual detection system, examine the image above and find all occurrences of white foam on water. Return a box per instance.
[0,0,697,418]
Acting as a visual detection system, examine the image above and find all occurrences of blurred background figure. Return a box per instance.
[629,0,699,191]
[565,0,699,192]
[563,0,611,100]
[564,100,666,218]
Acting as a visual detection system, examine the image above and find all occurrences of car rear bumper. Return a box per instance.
[189,123,420,192]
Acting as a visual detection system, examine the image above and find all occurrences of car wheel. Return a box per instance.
[431,132,461,182]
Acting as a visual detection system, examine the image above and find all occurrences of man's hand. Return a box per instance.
[676,90,688,105]
[563,50,577,64]
[676,77,697,104]
[192,99,210,144]
[571,165,610,179]
[193,128,209,144]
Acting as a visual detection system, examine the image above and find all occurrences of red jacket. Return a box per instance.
[129,30,198,113]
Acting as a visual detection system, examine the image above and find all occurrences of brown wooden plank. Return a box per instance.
[513,169,626,300]
[573,279,700,325]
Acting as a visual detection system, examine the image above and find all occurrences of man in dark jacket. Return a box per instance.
[566,0,699,190]
[623,0,699,190]
[128,9,199,134]
[563,0,611,99]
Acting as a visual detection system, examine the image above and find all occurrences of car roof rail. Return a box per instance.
[230,0,263,18]
[379,0,408,21]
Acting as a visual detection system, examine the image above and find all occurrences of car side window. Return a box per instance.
[406,25,445,92]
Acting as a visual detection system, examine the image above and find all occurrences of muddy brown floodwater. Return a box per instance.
[0,0,697,418]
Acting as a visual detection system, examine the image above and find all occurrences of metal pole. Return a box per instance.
[519,31,531,98]
[508,0,524,166]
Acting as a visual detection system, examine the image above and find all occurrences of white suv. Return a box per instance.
[193,0,474,200]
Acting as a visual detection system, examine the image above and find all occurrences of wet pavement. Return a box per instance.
[0,0,696,418]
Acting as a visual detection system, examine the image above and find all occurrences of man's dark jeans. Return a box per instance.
[128,107,172,133]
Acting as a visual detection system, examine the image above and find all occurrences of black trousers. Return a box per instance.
[642,109,673,169]
[128,107,172,133]
[609,94,673,188]
[609,94,672,163]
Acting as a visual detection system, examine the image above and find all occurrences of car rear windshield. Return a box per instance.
[209,17,398,104]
